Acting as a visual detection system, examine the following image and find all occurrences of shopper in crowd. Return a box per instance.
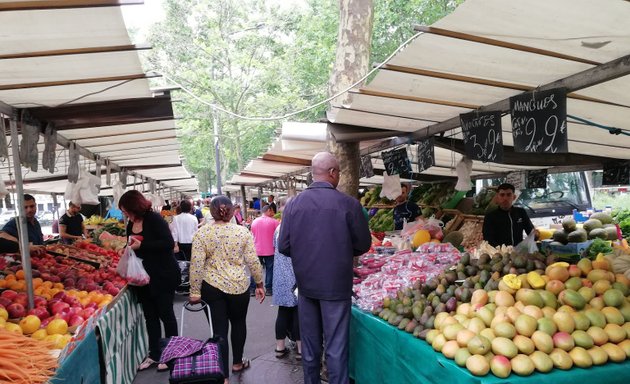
[272,196,301,360]
[233,204,244,225]
[268,195,277,214]
[119,190,181,372]
[189,195,265,380]
[58,201,87,244]
[278,152,371,384]
[393,183,421,230]
[251,205,279,296]
[252,197,261,210]
[170,199,198,260]
[482,183,536,246]
[0,194,44,254]
[193,198,205,225]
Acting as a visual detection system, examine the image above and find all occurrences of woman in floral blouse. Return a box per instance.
[189,195,264,380]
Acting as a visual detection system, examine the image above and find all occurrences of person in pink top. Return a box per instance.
[251,205,280,296]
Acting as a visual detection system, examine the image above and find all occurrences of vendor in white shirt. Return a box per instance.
[170,199,199,260]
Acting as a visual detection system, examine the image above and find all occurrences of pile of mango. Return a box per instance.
[383,254,630,377]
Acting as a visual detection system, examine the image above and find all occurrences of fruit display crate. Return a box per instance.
[369,203,397,209]
[449,215,485,249]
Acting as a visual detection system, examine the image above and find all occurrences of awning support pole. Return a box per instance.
[9,113,34,309]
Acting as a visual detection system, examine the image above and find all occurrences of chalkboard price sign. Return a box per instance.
[460,111,504,163]
[527,169,548,189]
[506,171,526,190]
[510,88,568,154]
[603,161,630,186]
[359,155,374,178]
[382,147,412,178]
[416,137,435,173]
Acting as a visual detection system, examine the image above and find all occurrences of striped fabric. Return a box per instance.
[96,289,148,384]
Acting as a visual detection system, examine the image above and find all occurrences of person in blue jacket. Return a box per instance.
[278,152,371,384]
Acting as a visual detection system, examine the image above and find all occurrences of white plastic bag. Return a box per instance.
[116,247,150,286]
[0,174,8,198]
[113,181,125,208]
[515,230,538,255]
[380,173,402,200]
[455,157,473,191]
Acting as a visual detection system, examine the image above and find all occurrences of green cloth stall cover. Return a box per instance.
[49,329,101,384]
[350,306,630,384]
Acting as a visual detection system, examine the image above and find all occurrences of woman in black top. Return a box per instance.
[119,190,181,371]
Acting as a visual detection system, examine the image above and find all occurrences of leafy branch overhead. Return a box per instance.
[144,0,462,191]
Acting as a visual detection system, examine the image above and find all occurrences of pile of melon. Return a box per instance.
[426,258,630,377]
[552,214,618,244]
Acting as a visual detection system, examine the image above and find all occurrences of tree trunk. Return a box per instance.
[328,0,374,198]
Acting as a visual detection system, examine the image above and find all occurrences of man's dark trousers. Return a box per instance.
[299,294,351,384]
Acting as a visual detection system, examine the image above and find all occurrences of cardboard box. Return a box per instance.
[540,239,593,255]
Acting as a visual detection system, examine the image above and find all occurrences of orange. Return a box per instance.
[15,270,25,280]
[0,280,6,289]
[90,293,104,304]
[78,291,89,299]
[42,281,53,289]
[8,280,22,291]
[32,278,43,289]
[53,283,64,290]
[5,274,16,282]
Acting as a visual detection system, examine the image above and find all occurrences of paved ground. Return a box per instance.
[133,294,306,384]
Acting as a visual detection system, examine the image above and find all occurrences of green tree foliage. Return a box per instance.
[145,0,463,191]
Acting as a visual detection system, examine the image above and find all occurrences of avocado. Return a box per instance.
[567,230,588,243]
[604,226,619,241]
[589,212,613,225]
[562,218,577,232]
[588,228,608,240]
[583,218,603,233]
[443,231,464,248]
[553,230,569,245]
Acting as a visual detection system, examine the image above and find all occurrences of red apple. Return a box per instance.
[79,308,96,319]
[0,297,12,308]
[68,315,85,327]
[55,310,71,323]
[33,296,48,308]
[28,307,50,320]
[13,294,28,307]
[7,303,26,319]
[41,316,54,328]
[53,291,67,300]
[107,287,120,296]
[1,290,18,301]
[50,301,70,315]
[84,302,98,310]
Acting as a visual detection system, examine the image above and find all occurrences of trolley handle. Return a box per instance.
[180,300,213,337]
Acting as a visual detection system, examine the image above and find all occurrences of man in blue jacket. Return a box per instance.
[278,152,371,384]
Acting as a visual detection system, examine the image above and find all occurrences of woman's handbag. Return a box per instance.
[160,301,225,383]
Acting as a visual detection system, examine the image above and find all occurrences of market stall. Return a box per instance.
[0,3,198,383]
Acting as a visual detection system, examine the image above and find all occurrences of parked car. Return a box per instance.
[37,211,54,226]
[0,210,16,226]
